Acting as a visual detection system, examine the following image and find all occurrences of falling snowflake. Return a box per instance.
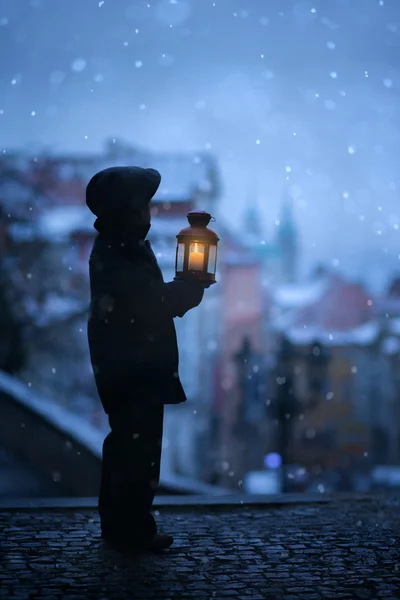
[71,58,87,72]
[159,53,174,66]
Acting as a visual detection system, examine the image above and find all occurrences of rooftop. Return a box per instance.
[270,273,379,347]
[1,141,220,207]
[1,494,399,599]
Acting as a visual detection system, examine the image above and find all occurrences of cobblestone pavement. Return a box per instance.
[0,497,399,599]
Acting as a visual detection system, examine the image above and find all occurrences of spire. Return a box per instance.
[240,180,271,263]
[243,180,263,235]
[276,189,299,283]
[278,190,296,240]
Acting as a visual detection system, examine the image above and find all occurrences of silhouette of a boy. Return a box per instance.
[86,166,211,552]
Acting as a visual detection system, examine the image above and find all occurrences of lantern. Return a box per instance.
[175,210,220,283]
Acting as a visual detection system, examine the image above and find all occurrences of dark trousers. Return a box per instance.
[98,403,164,543]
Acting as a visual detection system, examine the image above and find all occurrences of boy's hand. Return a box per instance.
[201,281,216,289]
[174,272,216,288]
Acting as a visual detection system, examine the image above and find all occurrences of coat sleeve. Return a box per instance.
[116,261,205,320]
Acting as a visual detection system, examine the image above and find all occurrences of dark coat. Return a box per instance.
[86,166,204,413]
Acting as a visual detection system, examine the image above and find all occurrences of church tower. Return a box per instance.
[241,188,270,262]
[240,187,283,288]
[276,191,298,283]
[242,180,261,232]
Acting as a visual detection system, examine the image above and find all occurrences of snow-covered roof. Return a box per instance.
[270,273,378,346]
[37,206,94,241]
[0,370,231,496]
[273,277,329,310]
[36,209,193,242]
[34,206,221,246]
[283,320,380,347]
[1,143,219,221]
[47,147,218,204]
[149,217,188,238]
[136,153,215,200]
[271,307,300,331]
[25,293,88,328]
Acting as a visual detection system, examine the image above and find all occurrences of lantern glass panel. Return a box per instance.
[176,242,185,272]
[188,241,205,271]
[207,244,217,274]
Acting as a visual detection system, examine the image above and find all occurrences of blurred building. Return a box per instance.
[3,143,399,492]
[207,227,266,486]
[373,276,400,467]
[268,270,400,476]
[237,189,299,287]
[0,140,222,479]
[207,192,300,487]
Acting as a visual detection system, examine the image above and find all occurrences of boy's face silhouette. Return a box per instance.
[140,204,151,226]
[127,203,152,239]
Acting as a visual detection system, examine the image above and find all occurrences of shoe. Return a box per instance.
[102,532,174,554]
[142,533,174,552]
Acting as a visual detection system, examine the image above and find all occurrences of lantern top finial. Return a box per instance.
[176,209,219,243]
[187,210,213,228]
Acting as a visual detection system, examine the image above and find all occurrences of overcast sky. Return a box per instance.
[1,0,400,289]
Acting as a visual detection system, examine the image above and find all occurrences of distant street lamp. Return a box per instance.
[234,337,253,433]
[268,336,300,493]
[175,211,220,283]
[233,336,265,476]
[306,340,330,407]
